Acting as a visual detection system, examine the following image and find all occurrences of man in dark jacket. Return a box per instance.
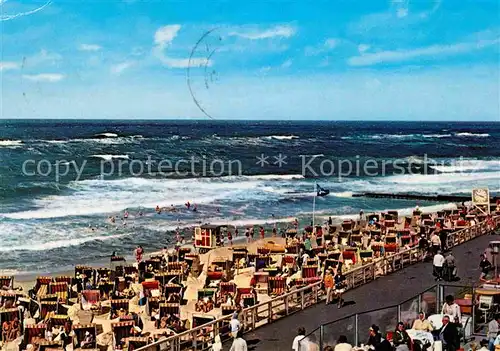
[438,316,460,351]
[367,325,392,351]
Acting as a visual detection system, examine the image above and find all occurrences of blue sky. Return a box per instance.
[0,0,499,120]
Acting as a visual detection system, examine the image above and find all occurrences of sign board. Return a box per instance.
[472,188,490,205]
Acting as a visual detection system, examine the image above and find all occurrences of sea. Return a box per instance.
[0,120,499,275]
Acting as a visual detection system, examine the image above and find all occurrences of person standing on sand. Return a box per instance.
[135,245,144,263]
[228,231,233,246]
[245,228,250,243]
[259,227,265,240]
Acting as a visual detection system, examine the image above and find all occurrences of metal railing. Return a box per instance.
[298,283,477,351]
[137,216,500,351]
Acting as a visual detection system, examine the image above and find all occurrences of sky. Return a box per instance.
[0,0,499,120]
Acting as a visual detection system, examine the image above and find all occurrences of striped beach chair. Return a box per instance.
[37,340,63,351]
[0,276,13,289]
[145,259,161,272]
[178,247,192,261]
[342,248,358,265]
[268,277,286,295]
[112,321,135,347]
[283,255,296,270]
[127,336,150,351]
[0,291,17,308]
[301,265,317,279]
[75,265,93,280]
[159,302,180,318]
[24,324,47,345]
[0,307,22,342]
[50,314,69,326]
[54,276,72,285]
[111,299,129,314]
[342,220,354,231]
[124,265,138,276]
[220,282,236,296]
[73,323,97,349]
[81,290,101,311]
[34,276,53,298]
[142,280,160,298]
[285,244,299,254]
[164,270,183,284]
[221,304,237,316]
[146,297,164,316]
[167,262,184,271]
[40,301,58,320]
[49,282,69,303]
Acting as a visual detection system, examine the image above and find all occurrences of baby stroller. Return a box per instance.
[443,262,458,281]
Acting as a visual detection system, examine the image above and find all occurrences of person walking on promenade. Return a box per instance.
[430,231,441,255]
[292,327,308,351]
[433,250,445,281]
[324,269,334,305]
[229,330,247,351]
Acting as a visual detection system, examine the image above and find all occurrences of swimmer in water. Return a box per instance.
[156,205,161,214]
[193,204,197,212]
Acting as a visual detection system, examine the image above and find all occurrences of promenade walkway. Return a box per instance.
[228,233,499,351]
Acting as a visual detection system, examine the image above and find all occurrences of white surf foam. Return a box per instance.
[265,135,299,140]
[433,160,500,173]
[95,132,119,138]
[455,132,490,137]
[0,140,23,147]
[422,134,452,138]
[91,154,130,161]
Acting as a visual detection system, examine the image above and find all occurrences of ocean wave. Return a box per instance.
[3,175,306,219]
[94,132,119,138]
[0,140,23,147]
[91,154,130,161]
[433,160,500,173]
[455,132,490,137]
[422,134,452,138]
[0,233,126,252]
[370,134,416,140]
[265,135,299,140]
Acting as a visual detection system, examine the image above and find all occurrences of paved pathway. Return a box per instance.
[225,233,499,350]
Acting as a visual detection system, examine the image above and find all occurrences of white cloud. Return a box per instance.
[348,38,500,66]
[358,44,370,53]
[0,61,19,71]
[281,59,292,68]
[111,62,134,75]
[152,24,211,69]
[305,38,339,56]
[25,49,62,67]
[79,44,101,52]
[230,25,296,40]
[22,73,64,82]
[154,25,181,47]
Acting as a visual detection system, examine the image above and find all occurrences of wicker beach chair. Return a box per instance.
[50,314,69,327]
[73,323,97,349]
[257,247,271,255]
[219,282,236,296]
[111,299,129,314]
[81,290,101,311]
[111,321,135,347]
[40,301,58,320]
[0,291,17,308]
[37,340,63,351]
[0,307,22,343]
[123,265,138,276]
[146,297,164,316]
[24,324,47,345]
[301,265,318,279]
[145,259,161,272]
[54,276,72,285]
[342,248,358,265]
[359,250,374,263]
[341,220,354,232]
[48,282,69,304]
[268,277,286,295]
[34,277,53,298]
[126,336,150,351]
[159,303,180,318]
[142,280,160,298]
[221,305,237,316]
[0,276,13,289]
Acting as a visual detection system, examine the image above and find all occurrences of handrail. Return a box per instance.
[136,215,500,351]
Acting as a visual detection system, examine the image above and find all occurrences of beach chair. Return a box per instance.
[164,271,183,284]
[316,253,328,266]
[111,299,129,314]
[423,219,434,227]
[178,247,191,262]
[312,247,324,255]
[197,288,217,300]
[81,290,101,311]
[127,336,150,351]
[359,250,374,263]
[219,282,237,297]
[338,231,350,246]
[112,321,135,347]
[142,280,161,298]
[73,323,97,349]
[384,234,398,248]
[34,276,53,298]
[0,307,22,343]
[184,253,199,269]
[301,265,318,279]
[98,281,114,299]
[0,276,13,289]
[255,255,271,271]
[96,267,112,280]
[0,291,17,308]
[232,250,247,269]
[145,259,161,272]
[75,265,93,280]
[40,301,58,320]
[146,297,164,316]
[235,287,252,303]
[167,262,184,271]
[257,247,271,255]
[39,294,58,303]
[38,340,63,351]
[286,229,297,238]
[285,244,299,254]
[54,276,72,285]
[221,305,237,316]
[110,256,126,271]
[124,265,138,276]
[24,324,47,345]
[385,220,396,228]
[159,302,180,318]
[368,214,380,223]
[164,283,182,297]
[327,251,341,260]
[50,314,69,327]
[268,277,286,295]
[239,293,256,307]
[115,277,129,292]
[341,220,354,231]
[351,234,363,246]
[401,234,412,246]
[342,248,358,265]
[49,282,69,304]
